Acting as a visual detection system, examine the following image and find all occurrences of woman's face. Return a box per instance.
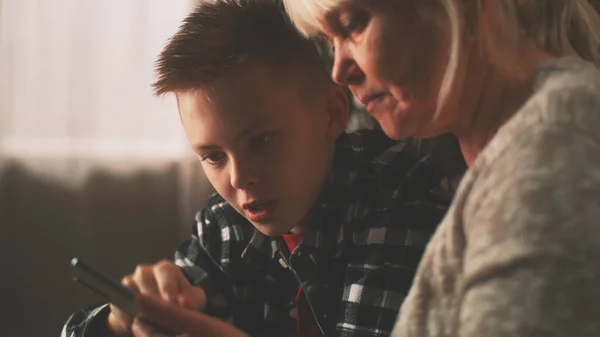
[320,1,456,139]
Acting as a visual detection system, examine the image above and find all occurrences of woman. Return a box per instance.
[280,0,600,336]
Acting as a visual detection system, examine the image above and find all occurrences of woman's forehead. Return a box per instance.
[285,0,384,37]
[284,0,348,36]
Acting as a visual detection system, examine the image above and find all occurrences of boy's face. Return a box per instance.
[178,62,348,237]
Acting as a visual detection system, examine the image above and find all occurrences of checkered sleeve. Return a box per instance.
[60,304,112,337]
[61,204,233,337]
[175,206,233,320]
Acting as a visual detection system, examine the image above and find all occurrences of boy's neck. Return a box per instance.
[288,145,336,235]
[289,191,322,235]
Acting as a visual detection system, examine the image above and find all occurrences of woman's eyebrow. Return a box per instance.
[321,10,344,34]
[321,0,365,33]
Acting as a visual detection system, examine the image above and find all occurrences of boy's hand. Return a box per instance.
[107,260,206,335]
[130,293,248,337]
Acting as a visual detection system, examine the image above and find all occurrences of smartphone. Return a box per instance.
[70,257,138,316]
[71,257,178,335]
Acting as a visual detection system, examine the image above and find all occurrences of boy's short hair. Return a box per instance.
[152,0,330,97]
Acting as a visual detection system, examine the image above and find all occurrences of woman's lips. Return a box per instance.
[364,94,387,114]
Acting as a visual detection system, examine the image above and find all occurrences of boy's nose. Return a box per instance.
[230,161,259,190]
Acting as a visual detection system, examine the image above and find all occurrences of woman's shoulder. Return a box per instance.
[535,56,600,91]
[462,57,600,223]
[533,56,600,128]
[477,56,600,169]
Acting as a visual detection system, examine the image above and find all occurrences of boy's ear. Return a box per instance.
[324,85,349,140]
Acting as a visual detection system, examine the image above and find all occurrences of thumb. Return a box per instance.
[131,319,171,337]
[178,286,206,311]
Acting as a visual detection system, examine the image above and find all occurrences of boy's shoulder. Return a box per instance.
[198,193,245,225]
[334,129,396,169]
[195,193,254,243]
[204,193,231,214]
[338,129,456,202]
[338,131,461,235]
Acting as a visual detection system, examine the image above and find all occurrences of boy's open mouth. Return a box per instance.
[242,200,278,222]
[245,202,267,212]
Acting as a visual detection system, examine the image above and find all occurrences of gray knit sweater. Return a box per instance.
[392,57,600,337]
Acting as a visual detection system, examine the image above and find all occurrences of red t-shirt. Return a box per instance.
[282,233,320,337]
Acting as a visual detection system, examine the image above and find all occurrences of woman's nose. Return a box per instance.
[331,41,363,86]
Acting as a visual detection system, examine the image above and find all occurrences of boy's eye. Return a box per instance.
[201,152,226,165]
[251,133,274,148]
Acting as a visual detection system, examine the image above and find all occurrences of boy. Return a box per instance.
[62,0,452,336]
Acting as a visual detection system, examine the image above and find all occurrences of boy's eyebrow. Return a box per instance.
[233,114,273,143]
[193,144,220,151]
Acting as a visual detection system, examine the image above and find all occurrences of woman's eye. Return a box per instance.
[340,10,369,37]
[328,39,336,52]
[201,152,226,165]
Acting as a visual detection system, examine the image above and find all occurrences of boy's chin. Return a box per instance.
[252,222,293,237]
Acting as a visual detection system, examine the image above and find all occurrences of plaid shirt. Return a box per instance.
[62,130,453,337]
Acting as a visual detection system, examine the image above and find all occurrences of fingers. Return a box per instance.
[132,264,160,296]
[110,260,199,335]
[122,274,139,291]
[108,304,133,335]
[178,286,206,311]
[153,260,205,311]
[106,275,140,333]
[131,319,172,337]
[135,294,249,337]
[154,260,183,304]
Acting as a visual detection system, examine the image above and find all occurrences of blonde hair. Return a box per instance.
[283,0,600,115]
[516,1,600,63]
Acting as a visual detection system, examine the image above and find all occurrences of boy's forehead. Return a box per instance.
[177,89,272,146]
[179,63,308,115]
[215,61,294,97]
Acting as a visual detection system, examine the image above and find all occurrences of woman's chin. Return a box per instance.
[371,102,443,140]
[380,122,407,140]
[372,108,415,140]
